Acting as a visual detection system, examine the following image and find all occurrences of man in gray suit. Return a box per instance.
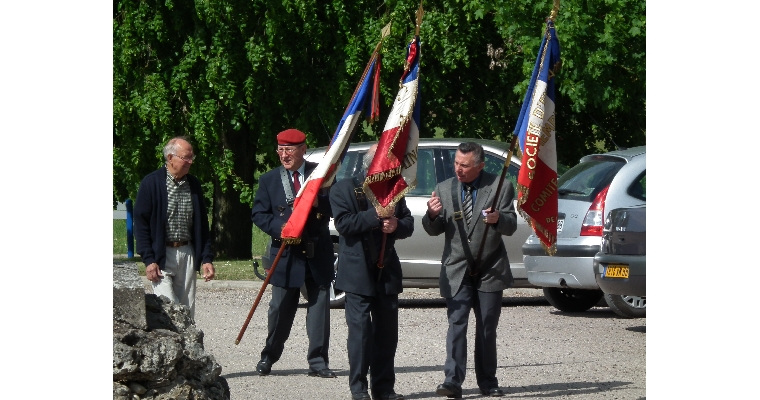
[422,142,517,398]
[330,144,414,400]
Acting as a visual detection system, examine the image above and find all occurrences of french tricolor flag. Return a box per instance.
[514,19,561,255]
[364,35,421,218]
[281,47,383,242]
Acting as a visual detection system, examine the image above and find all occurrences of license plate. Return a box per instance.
[557,219,564,233]
[603,264,629,279]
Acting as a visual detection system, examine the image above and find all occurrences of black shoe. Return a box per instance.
[480,387,505,397]
[352,393,371,400]
[435,383,462,398]
[256,359,272,376]
[373,392,405,400]
[308,367,337,378]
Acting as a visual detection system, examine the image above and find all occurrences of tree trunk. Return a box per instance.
[210,126,256,260]
[211,178,253,259]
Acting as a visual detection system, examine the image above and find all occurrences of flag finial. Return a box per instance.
[381,21,392,40]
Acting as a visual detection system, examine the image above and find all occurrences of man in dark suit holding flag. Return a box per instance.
[422,142,517,398]
[330,144,414,400]
[251,128,336,379]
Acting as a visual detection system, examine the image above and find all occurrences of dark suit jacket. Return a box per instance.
[421,171,517,298]
[133,166,214,272]
[330,176,414,297]
[252,161,335,288]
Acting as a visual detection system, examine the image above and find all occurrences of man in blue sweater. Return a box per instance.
[134,136,215,319]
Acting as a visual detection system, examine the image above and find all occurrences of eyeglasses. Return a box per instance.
[275,144,304,155]
[172,153,196,163]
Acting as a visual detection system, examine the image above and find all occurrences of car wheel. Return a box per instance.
[252,260,267,280]
[604,293,646,318]
[543,287,604,312]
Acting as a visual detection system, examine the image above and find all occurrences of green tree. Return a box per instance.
[113,0,645,257]
[114,0,390,258]
[408,0,645,163]
[494,0,647,162]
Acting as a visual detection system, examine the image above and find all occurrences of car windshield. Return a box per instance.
[557,158,626,202]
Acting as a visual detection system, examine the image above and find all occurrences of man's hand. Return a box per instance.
[427,191,442,219]
[482,208,500,225]
[381,216,399,234]
[146,262,163,282]
[202,263,215,282]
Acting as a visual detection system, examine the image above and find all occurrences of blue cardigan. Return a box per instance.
[134,166,214,272]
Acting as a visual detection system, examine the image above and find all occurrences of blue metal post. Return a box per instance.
[126,199,134,258]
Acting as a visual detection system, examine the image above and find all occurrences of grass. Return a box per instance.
[113,219,267,281]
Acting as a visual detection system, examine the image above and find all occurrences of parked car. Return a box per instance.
[594,205,646,318]
[522,146,646,316]
[261,138,543,307]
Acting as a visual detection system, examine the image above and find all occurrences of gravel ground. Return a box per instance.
[145,280,646,400]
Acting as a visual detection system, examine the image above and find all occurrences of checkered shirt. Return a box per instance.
[165,170,193,241]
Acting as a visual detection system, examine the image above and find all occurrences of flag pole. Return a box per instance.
[470,0,559,276]
[376,0,423,277]
[415,0,423,37]
[235,244,286,345]
[550,0,560,22]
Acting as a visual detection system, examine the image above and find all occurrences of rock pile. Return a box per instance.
[113,262,229,400]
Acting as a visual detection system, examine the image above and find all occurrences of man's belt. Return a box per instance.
[166,241,189,247]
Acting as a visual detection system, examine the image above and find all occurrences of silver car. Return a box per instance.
[262,138,539,307]
[522,146,646,316]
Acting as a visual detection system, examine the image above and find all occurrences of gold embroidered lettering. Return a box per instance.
[530,178,558,212]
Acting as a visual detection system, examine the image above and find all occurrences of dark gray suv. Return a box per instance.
[594,205,646,318]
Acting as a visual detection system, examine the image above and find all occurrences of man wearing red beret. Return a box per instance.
[251,128,337,379]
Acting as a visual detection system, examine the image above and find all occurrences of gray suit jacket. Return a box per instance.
[421,171,518,298]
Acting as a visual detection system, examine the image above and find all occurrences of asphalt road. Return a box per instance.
[161,281,646,400]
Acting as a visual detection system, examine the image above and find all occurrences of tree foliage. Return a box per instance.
[113,0,645,257]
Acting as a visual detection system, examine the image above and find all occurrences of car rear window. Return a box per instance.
[557,158,626,202]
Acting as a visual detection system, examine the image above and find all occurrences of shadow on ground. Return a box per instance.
[402,380,637,399]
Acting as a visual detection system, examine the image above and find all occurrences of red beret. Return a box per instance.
[277,129,306,146]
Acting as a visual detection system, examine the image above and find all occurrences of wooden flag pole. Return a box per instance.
[376,231,387,282]
[415,0,424,37]
[235,244,287,345]
[550,0,560,22]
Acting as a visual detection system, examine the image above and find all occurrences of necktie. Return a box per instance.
[463,184,473,225]
[293,171,301,194]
